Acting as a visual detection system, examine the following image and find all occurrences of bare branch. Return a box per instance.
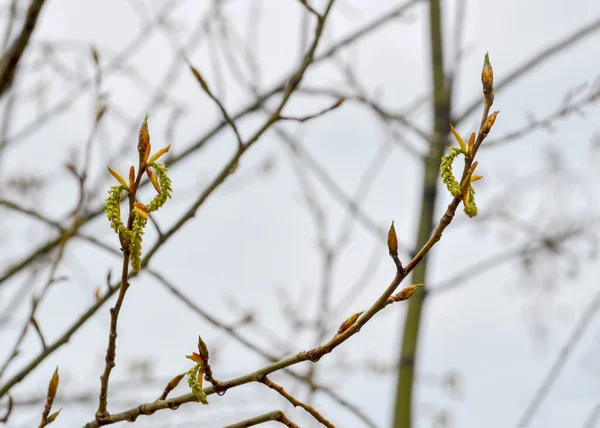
[516,289,600,427]
[0,0,47,97]
[224,410,299,428]
[261,376,335,428]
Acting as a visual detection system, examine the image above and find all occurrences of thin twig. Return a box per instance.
[186,58,245,148]
[455,14,600,124]
[0,0,48,98]
[262,376,335,428]
[0,0,420,291]
[516,288,600,427]
[224,410,299,428]
[278,97,345,122]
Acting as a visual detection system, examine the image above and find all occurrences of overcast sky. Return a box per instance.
[2,0,600,427]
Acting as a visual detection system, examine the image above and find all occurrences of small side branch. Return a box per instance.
[261,376,335,428]
[224,410,299,428]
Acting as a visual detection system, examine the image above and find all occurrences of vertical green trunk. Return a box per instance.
[392,0,450,426]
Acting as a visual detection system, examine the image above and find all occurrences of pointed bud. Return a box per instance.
[387,221,398,257]
[146,167,161,193]
[129,166,135,188]
[337,311,363,334]
[138,114,150,154]
[189,63,210,93]
[450,124,467,152]
[482,53,494,104]
[160,373,185,400]
[149,145,171,164]
[467,132,476,156]
[142,143,152,166]
[482,111,499,137]
[198,336,209,362]
[468,161,479,176]
[96,104,107,122]
[47,367,59,406]
[94,286,101,302]
[91,46,99,65]
[471,174,483,183]
[47,409,61,424]
[107,166,128,188]
[392,284,422,302]
[333,97,346,108]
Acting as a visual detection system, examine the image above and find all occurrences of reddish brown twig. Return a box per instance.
[261,376,335,428]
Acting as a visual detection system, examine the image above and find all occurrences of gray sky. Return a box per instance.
[2,0,600,427]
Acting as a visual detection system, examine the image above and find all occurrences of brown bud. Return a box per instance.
[138,114,150,154]
[337,311,363,334]
[91,46,99,64]
[129,166,135,188]
[481,111,499,138]
[46,409,61,424]
[160,373,185,400]
[189,63,210,93]
[392,284,422,302]
[96,104,107,122]
[481,53,494,104]
[387,221,398,257]
[142,143,152,166]
[198,336,210,362]
[47,367,59,407]
[333,97,346,108]
[467,132,476,156]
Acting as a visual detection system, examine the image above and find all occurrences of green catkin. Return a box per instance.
[440,147,480,218]
[105,185,127,234]
[146,163,172,213]
[187,364,209,405]
[440,147,465,197]
[130,213,147,272]
[464,185,478,217]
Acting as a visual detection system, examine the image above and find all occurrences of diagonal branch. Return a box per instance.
[516,288,600,427]
[0,0,48,98]
[0,0,420,292]
[261,376,335,428]
[224,410,299,428]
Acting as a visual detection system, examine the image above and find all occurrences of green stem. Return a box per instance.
[392,0,450,426]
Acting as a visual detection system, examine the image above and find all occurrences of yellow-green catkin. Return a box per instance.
[105,185,127,234]
[464,186,478,217]
[130,212,147,272]
[440,147,464,197]
[146,163,172,212]
[187,365,208,405]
